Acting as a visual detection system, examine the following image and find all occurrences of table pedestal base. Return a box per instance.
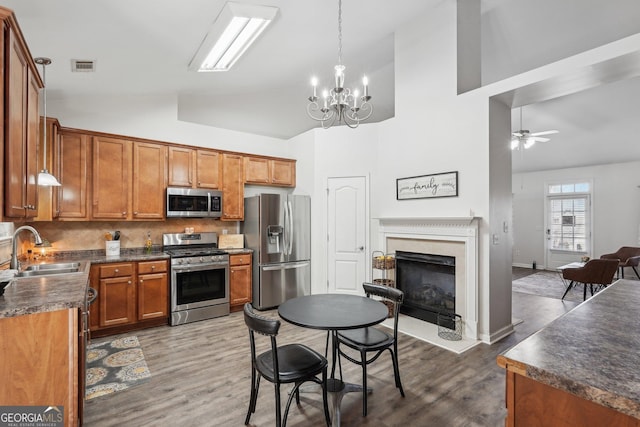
[298,378,371,426]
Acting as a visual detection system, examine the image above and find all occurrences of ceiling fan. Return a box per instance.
[511,107,559,150]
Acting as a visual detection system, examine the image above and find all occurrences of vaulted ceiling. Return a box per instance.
[3,0,640,173]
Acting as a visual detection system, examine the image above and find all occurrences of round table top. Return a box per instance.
[278,293,389,331]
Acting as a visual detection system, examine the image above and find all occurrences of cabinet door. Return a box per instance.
[132,142,166,219]
[244,157,270,184]
[99,275,136,327]
[4,27,30,218]
[92,136,132,219]
[195,149,220,189]
[55,131,89,219]
[230,264,252,306]
[138,272,168,321]
[24,68,39,216]
[168,146,193,187]
[221,153,244,221]
[271,159,296,187]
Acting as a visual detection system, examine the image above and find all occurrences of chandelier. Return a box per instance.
[306,0,372,129]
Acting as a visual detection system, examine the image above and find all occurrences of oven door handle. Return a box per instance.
[262,261,309,271]
[172,264,227,274]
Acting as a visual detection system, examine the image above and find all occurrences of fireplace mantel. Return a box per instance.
[377,217,480,353]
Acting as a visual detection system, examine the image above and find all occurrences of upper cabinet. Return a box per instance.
[221,153,244,221]
[132,142,166,220]
[92,136,166,221]
[168,146,220,189]
[54,129,90,220]
[3,21,43,219]
[244,156,296,187]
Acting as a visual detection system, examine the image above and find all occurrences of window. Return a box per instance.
[547,182,590,253]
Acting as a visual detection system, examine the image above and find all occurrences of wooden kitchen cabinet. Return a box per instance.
[3,24,42,219]
[90,259,169,337]
[229,253,252,312]
[92,136,166,220]
[137,260,168,321]
[132,142,167,219]
[54,129,90,220]
[0,309,80,426]
[97,262,136,327]
[168,146,220,189]
[244,156,296,187]
[221,153,244,220]
[92,136,132,220]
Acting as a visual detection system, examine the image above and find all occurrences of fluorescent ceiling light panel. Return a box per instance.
[189,2,278,72]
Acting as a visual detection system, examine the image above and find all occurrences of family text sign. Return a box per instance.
[396,171,458,200]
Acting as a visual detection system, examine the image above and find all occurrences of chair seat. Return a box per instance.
[338,326,393,349]
[256,344,327,383]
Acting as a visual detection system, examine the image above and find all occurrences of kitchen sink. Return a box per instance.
[16,262,82,278]
[24,262,80,271]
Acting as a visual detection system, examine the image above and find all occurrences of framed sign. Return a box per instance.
[396,171,458,200]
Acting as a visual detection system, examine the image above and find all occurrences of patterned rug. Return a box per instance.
[86,335,151,400]
[512,270,593,303]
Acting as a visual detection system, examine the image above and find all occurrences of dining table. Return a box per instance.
[278,293,389,426]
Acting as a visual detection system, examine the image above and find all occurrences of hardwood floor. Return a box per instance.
[84,288,579,426]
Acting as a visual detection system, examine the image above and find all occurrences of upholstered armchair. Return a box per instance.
[561,259,619,301]
[600,247,640,279]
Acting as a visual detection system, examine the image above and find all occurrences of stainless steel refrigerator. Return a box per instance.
[242,194,311,310]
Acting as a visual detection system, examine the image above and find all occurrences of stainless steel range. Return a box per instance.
[163,232,229,325]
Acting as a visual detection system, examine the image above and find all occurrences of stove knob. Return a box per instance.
[185,259,191,264]
[211,256,216,262]
[199,256,204,263]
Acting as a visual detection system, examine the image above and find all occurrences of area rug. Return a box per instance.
[86,335,151,400]
[512,270,592,303]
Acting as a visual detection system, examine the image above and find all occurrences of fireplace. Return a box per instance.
[378,217,479,350]
[396,251,456,326]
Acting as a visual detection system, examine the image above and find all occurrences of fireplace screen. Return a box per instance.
[395,251,455,325]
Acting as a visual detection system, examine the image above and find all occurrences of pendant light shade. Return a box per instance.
[34,57,61,187]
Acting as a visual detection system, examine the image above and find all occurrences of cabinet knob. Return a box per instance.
[151,266,155,270]
[140,279,143,283]
[114,269,119,273]
[128,280,132,284]
[134,211,138,215]
[122,212,127,216]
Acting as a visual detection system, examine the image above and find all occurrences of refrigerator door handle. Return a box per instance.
[262,261,310,271]
[283,201,290,256]
[287,200,294,255]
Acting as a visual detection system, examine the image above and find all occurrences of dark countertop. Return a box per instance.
[0,249,169,319]
[497,279,640,419]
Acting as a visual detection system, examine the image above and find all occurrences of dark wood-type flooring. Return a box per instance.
[84,268,580,426]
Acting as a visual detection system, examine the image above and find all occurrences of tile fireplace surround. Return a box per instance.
[377,217,479,354]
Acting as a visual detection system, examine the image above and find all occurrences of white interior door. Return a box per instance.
[327,176,368,294]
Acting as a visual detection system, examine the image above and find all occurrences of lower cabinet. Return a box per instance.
[230,253,252,312]
[0,309,80,426]
[89,259,168,337]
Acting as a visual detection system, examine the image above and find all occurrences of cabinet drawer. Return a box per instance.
[99,263,134,278]
[230,254,252,266]
[138,260,168,274]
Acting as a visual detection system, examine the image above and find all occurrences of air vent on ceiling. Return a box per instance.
[71,60,96,72]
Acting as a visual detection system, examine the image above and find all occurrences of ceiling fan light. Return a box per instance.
[510,138,520,150]
[524,137,536,149]
[38,170,62,186]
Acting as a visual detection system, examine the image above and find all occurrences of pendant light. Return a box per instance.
[34,57,61,187]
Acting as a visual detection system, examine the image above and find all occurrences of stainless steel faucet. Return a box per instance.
[10,225,43,270]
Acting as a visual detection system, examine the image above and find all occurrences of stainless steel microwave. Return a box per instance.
[166,187,223,218]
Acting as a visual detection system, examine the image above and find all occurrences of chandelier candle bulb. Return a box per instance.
[353,89,359,109]
[311,77,318,99]
[362,76,369,98]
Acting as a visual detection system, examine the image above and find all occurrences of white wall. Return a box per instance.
[512,160,640,269]
[48,94,289,157]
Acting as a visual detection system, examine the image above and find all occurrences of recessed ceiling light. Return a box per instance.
[189,2,278,72]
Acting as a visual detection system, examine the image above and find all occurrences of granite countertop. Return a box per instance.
[0,249,170,319]
[497,279,640,418]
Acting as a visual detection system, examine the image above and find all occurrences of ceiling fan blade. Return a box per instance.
[530,130,558,137]
[512,131,524,137]
[531,136,550,143]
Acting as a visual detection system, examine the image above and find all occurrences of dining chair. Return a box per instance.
[336,283,405,416]
[600,246,640,279]
[561,259,620,300]
[243,303,331,427]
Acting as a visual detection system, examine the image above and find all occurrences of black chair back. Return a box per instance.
[244,303,280,379]
[363,282,403,336]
